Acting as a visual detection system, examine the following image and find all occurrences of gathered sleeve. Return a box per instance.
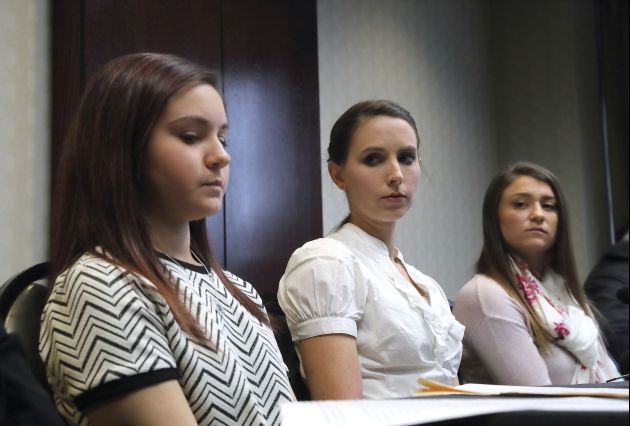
[39,257,178,412]
[278,239,367,342]
[453,275,552,385]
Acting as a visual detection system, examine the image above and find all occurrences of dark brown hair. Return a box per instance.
[477,162,590,349]
[328,100,420,165]
[50,53,269,341]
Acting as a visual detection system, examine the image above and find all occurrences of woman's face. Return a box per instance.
[143,83,230,225]
[498,175,558,266]
[329,116,420,226]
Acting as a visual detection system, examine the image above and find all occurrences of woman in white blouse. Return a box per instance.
[277,100,464,400]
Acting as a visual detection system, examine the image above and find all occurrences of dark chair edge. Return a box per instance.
[0,262,50,320]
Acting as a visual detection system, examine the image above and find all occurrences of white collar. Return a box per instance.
[333,222,402,260]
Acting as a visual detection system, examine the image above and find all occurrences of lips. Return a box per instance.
[382,192,406,199]
[202,179,223,189]
[526,227,547,234]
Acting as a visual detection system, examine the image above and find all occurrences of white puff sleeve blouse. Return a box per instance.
[278,223,464,399]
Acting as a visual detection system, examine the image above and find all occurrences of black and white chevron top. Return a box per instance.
[39,252,293,425]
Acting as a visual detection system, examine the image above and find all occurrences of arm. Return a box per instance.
[583,242,629,361]
[471,314,551,385]
[298,334,362,400]
[39,259,186,423]
[86,380,197,426]
[454,277,552,385]
[278,240,367,399]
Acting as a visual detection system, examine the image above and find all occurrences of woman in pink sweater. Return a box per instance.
[453,162,619,385]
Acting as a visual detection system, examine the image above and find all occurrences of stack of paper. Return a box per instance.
[416,378,629,398]
[281,380,628,426]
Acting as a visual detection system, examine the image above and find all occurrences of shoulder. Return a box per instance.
[458,273,508,296]
[279,236,366,301]
[454,274,529,332]
[59,252,136,287]
[278,238,367,338]
[455,274,517,314]
[49,252,159,310]
[295,237,354,258]
[284,237,355,273]
[607,240,629,260]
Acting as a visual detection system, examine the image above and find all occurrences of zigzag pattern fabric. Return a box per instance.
[39,252,293,425]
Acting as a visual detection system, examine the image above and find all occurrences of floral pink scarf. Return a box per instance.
[509,256,608,383]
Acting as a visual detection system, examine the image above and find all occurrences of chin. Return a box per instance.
[192,204,223,220]
[515,246,551,259]
[206,207,223,218]
[376,213,407,224]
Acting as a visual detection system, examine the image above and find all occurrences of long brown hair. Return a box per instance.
[476,162,591,349]
[50,53,269,341]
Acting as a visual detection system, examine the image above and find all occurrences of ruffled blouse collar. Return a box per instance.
[334,222,401,260]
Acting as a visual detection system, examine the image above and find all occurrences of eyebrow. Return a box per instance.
[510,192,556,199]
[168,115,229,131]
[359,145,417,154]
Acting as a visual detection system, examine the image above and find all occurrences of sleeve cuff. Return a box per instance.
[293,317,357,341]
[75,368,179,411]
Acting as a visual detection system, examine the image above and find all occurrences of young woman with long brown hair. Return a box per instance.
[39,53,293,426]
[453,162,619,385]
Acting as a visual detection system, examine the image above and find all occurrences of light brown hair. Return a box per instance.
[477,162,591,349]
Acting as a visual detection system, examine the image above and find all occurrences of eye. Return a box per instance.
[362,153,383,166]
[398,152,417,165]
[512,201,527,209]
[542,202,557,211]
[180,131,200,144]
[219,136,228,148]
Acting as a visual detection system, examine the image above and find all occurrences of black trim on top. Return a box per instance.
[156,252,208,274]
[75,368,179,411]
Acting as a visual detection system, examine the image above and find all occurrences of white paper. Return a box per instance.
[281,396,629,426]
[455,382,629,397]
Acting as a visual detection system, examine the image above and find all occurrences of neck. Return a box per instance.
[518,253,548,280]
[529,262,546,280]
[349,215,397,259]
[144,215,195,263]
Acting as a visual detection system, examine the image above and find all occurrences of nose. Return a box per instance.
[387,160,403,186]
[530,203,544,223]
[205,139,230,169]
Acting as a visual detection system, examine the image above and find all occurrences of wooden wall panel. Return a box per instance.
[82,0,226,260]
[222,0,321,295]
[51,0,83,178]
[83,0,222,77]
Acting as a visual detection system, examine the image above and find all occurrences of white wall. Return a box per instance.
[491,0,609,280]
[318,0,610,296]
[0,0,49,281]
[318,0,497,296]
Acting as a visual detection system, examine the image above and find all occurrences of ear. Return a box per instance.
[327,160,346,191]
